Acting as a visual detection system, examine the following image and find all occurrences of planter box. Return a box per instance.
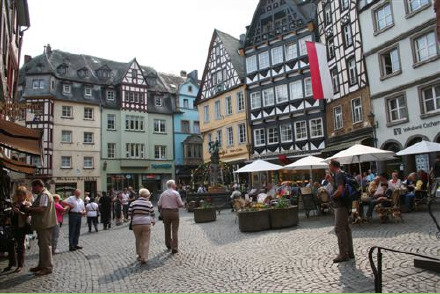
[194,208,217,223]
[238,209,271,232]
[269,206,299,229]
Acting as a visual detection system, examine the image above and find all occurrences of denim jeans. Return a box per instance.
[68,213,82,248]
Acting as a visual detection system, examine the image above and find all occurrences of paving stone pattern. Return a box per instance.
[0,205,439,293]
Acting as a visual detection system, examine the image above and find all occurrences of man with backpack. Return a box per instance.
[329,160,355,263]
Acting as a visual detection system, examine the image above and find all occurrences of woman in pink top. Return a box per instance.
[52,194,68,254]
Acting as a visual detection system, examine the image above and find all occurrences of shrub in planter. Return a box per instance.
[238,209,271,232]
[194,202,216,223]
[269,206,299,229]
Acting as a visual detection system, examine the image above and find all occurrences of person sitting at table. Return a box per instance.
[362,175,389,221]
[403,172,417,212]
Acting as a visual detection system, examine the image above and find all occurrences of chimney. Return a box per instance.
[24,55,32,64]
[187,70,198,82]
[180,70,187,78]
[239,34,246,45]
[45,44,52,56]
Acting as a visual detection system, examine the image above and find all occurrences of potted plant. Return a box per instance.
[194,200,217,223]
[237,203,271,232]
[269,197,299,229]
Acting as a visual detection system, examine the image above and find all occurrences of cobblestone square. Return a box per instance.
[1,206,439,293]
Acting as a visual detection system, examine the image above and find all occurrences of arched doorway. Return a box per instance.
[382,141,403,178]
[405,136,430,174]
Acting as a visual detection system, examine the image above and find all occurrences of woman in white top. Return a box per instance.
[85,198,99,233]
[128,188,155,264]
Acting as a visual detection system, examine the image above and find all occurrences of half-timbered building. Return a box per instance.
[243,0,326,164]
[196,29,251,168]
[317,0,374,155]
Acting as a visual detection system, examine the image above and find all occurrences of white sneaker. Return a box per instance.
[53,249,59,254]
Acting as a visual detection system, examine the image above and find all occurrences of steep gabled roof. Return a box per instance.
[215,29,245,79]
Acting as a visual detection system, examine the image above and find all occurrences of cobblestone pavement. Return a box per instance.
[1,204,439,293]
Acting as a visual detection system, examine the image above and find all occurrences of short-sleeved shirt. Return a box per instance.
[158,189,184,209]
[332,171,345,208]
[121,193,130,205]
[86,202,99,217]
[66,196,85,213]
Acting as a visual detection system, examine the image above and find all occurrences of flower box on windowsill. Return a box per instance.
[194,207,216,223]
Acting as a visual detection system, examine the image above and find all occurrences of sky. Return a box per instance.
[22,0,260,77]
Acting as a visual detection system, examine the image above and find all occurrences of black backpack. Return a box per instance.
[342,172,361,204]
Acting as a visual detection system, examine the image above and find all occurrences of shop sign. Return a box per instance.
[393,119,440,136]
[142,174,161,180]
[55,177,98,181]
[152,164,172,169]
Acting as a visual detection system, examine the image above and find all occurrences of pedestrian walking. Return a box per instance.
[86,198,99,233]
[128,188,155,264]
[328,160,354,263]
[157,180,184,254]
[121,188,130,222]
[26,179,57,276]
[114,192,123,226]
[52,194,68,254]
[99,192,112,230]
[63,189,86,251]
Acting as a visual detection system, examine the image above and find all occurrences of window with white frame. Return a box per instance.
[374,3,393,31]
[61,156,72,168]
[84,86,92,98]
[106,90,115,101]
[295,121,307,140]
[299,35,312,56]
[125,115,145,131]
[194,121,200,134]
[155,96,163,106]
[154,145,166,159]
[381,47,401,77]
[204,105,210,122]
[84,132,94,144]
[225,96,233,115]
[183,99,189,109]
[237,92,245,112]
[414,31,438,63]
[324,4,332,25]
[327,38,335,60]
[250,92,262,109]
[32,79,45,89]
[285,41,298,60]
[421,84,440,114]
[290,80,303,100]
[259,51,270,69]
[126,143,145,159]
[341,0,350,10]
[352,98,363,123]
[84,108,93,120]
[334,106,343,130]
[331,68,340,94]
[153,119,166,133]
[61,106,72,118]
[387,96,408,122]
[61,130,72,143]
[280,124,293,143]
[271,46,283,65]
[262,88,275,107]
[304,78,313,97]
[181,120,190,133]
[62,84,71,94]
[342,24,353,47]
[215,100,222,119]
[108,143,116,158]
[216,129,223,147]
[310,118,323,138]
[238,123,247,144]
[107,114,116,130]
[275,84,289,104]
[347,58,357,85]
[84,157,94,169]
[407,0,429,13]
[227,127,234,146]
[254,129,266,146]
[267,127,279,144]
[246,55,257,73]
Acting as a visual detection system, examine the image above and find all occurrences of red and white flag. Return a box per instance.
[306,41,333,100]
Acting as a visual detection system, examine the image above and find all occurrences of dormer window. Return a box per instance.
[188,85,193,93]
[97,68,111,79]
[62,84,71,94]
[106,90,115,101]
[77,68,89,78]
[57,64,68,75]
[84,86,92,98]
[155,96,163,107]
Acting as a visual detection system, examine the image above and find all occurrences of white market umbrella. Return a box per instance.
[234,159,283,173]
[283,155,328,180]
[396,140,440,156]
[325,144,395,175]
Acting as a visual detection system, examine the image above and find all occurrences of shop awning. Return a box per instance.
[0,118,43,156]
[0,156,36,175]
[321,136,372,154]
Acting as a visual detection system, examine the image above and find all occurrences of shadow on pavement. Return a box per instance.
[337,261,374,293]
[0,272,36,290]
